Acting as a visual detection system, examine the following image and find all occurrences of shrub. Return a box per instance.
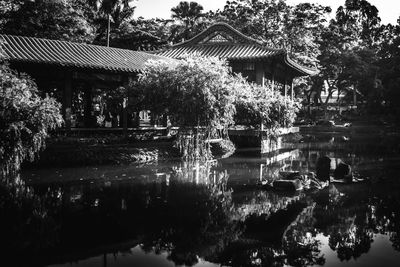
[0,61,63,179]
[234,83,301,130]
[129,55,301,159]
[129,55,237,130]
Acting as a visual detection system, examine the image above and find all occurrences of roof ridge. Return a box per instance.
[170,22,288,54]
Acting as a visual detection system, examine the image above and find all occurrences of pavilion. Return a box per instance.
[156,23,317,99]
[0,34,175,131]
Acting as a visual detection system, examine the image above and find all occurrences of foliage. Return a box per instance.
[129,55,240,160]
[0,0,95,43]
[89,0,137,45]
[113,18,168,50]
[234,82,301,130]
[129,55,300,159]
[130,56,237,130]
[212,0,331,68]
[0,61,63,179]
[306,0,384,115]
[378,18,400,119]
[170,1,205,42]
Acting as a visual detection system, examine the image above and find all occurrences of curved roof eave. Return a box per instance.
[284,54,319,77]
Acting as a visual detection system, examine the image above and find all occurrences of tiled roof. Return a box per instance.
[158,43,284,60]
[0,34,174,73]
[156,23,317,76]
[173,22,265,47]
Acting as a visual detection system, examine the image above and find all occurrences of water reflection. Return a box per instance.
[2,131,400,266]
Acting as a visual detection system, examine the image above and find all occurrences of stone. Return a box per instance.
[273,179,303,191]
[279,171,301,180]
[334,161,352,182]
[316,120,335,127]
[316,156,331,181]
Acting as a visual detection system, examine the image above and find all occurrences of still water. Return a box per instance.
[2,130,400,267]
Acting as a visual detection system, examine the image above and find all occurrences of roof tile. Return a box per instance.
[0,34,174,73]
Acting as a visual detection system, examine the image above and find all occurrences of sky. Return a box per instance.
[133,0,400,25]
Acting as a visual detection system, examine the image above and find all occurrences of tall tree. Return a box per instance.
[0,0,94,43]
[213,0,331,68]
[312,0,382,114]
[170,1,204,42]
[336,0,381,48]
[89,0,136,46]
[378,18,400,119]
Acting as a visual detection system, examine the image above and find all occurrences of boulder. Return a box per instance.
[334,161,352,182]
[279,171,301,180]
[316,120,335,127]
[316,156,331,181]
[273,179,303,191]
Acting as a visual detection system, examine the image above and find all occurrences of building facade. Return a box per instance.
[1,34,174,131]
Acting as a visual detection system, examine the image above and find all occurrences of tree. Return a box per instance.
[213,0,331,68]
[107,18,168,50]
[311,0,382,117]
[210,0,331,117]
[0,0,94,43]
[170,1,205,42]
[378,18,400,119]
[336,0,381,49]
[0,59,63,180]
[89,0,137,46]
[130,56,237,130]
[129,56,301,159]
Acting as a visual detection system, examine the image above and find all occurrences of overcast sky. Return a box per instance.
[134,0,400,25]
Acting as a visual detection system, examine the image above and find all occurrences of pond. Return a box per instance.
[2,129,400,267]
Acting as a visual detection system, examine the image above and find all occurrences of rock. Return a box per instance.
[273,179,303,191]
[316,156,331,181]
[316,120,335,127]
[334,161,352,182]
[279,171,301,180]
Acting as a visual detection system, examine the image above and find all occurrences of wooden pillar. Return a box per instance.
[122,97,128,139]
[271,72,275,91]
[284,78,288,105]
[291,79,294,100]
[270,60,276,91]
[63,71,72,130]
[122,77,130,140]
[84,84,92,127]
[255,62,265,86]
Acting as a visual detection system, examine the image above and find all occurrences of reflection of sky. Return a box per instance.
[315,234,400,267]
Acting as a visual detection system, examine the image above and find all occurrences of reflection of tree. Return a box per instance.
[312,183,400,261]
[0,163,242,266]
[5,163,400,266]
[214,198,325,267]
[0,177,59,265]
[139,163,240,266]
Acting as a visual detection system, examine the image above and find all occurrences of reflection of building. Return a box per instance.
[0,34,175,130]
[156,23,317,98]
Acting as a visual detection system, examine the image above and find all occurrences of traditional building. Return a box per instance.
[0,34,175,130]
[156,23,317,99]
